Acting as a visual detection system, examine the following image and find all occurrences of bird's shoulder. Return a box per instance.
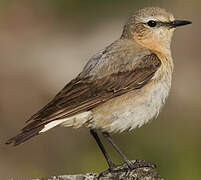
[79,39,156,80]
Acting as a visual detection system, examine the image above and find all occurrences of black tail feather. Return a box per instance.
[6,125,44,146]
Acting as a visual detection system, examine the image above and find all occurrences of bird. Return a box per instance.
[6,7,191,170]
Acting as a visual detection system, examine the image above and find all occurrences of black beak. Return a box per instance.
[170,20,192,28]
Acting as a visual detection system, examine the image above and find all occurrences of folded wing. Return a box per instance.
[6,53,161,146]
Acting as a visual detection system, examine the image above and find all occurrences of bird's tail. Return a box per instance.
[5,118,72,146]
[5,125,44,146]
[6,112,92,146]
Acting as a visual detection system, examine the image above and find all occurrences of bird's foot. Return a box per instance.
[99,160,157,178]
[98,163,118,178]
[126,159,157,170]
[108,162,118,172]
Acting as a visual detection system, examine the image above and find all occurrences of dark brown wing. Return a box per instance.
[6,53,161,145]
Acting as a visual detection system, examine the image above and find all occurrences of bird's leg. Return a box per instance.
[90,129,116,170]
[102,132,156,170]
[102,132,131,165]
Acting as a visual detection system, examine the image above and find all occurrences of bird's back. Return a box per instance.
[79,39,152,79]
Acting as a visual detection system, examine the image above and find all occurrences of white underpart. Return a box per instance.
[39,111,93,133]
[109,77,170,133]
[61,111,93,128]
[39,119,68,133]
[91,62,173,133]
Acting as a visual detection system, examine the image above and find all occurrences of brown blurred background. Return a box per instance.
[0,0,200,179]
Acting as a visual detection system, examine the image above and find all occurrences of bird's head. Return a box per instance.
[122,7,191,53]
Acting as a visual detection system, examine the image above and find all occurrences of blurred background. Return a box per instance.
[0,0,200,179]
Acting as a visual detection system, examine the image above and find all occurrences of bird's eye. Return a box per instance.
[147,20,157,27]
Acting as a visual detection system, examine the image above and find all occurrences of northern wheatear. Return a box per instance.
[6,7,191,170]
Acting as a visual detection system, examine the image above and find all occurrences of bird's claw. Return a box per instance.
[108,162,117,171]
[126,159,157,170]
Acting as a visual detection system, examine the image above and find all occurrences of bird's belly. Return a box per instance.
[91,80,170,133]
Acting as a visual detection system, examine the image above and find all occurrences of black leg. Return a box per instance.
[90,129,115,170]
[102,132,156,169]
[102,132,132,166]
